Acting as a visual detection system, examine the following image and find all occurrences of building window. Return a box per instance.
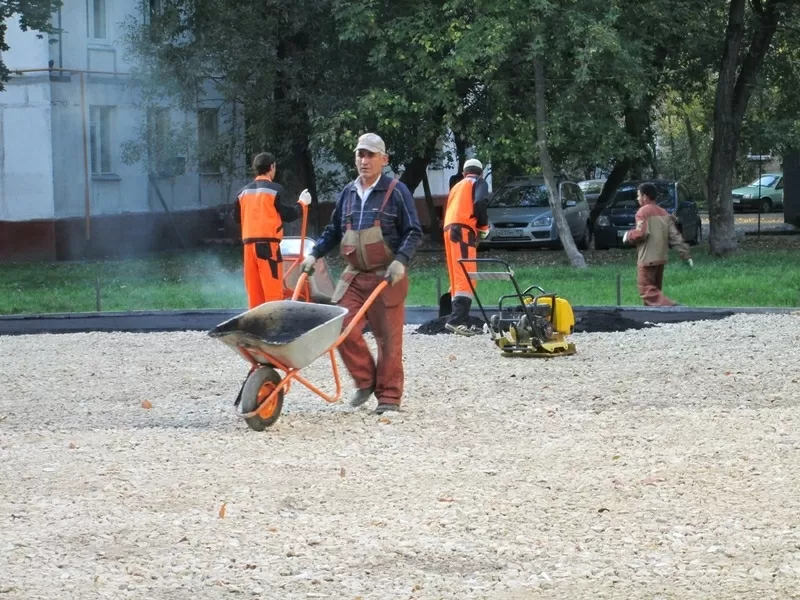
[197,108,219,172]
[143,0,163,25]
[88,0,108,39]
[90,106,113,174]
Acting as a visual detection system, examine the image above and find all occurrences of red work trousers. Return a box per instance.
[637,264,676,306]
[243,242,284,309]
[337,272,408,405]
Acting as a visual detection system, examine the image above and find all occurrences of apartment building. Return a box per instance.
[0,0,244,261]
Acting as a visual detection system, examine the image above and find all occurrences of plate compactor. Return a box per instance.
[457,258,577,357]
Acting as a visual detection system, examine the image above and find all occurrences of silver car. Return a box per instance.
[481,178,591,249]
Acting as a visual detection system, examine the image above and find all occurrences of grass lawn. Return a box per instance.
[0,236,798,315]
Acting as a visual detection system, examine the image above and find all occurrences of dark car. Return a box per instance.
[593,180,702,250]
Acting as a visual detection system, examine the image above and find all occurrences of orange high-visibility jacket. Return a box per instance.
[234,176,300,243]
[443,175,489,234]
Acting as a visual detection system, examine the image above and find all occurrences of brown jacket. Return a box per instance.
[626,202,691,266]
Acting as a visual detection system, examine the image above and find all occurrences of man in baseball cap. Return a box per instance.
[300,132,422,415]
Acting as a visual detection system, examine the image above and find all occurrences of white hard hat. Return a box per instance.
[463,158,483,171]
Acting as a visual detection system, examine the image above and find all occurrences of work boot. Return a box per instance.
[350,387,374,407]
[445,322,479,336]
[446,296,477,335]
[373,403,400,415]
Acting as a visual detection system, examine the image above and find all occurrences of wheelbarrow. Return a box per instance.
[208,272,389,430]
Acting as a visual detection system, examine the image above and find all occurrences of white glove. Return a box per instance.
[298,189,312,206]
[385,260,406,285]
[685,258,694,269]
[622,231,630,244]
[300,254,316,273]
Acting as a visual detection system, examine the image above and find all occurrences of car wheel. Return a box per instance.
[760,198,772,213]
[576,225,590,250]
[689,222,700,246]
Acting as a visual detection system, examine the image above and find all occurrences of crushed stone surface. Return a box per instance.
[1,313,800,599]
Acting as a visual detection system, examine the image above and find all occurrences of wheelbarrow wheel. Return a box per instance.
[240,367,284,431]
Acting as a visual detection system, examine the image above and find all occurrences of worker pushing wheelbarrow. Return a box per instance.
[209,272,389,430]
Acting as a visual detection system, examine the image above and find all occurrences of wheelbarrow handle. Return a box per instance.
[291,271,310,301]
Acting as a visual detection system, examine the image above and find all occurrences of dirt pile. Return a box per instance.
[573,310,655,333]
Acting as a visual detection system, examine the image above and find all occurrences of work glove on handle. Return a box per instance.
[684,258,694,269]
[478,229,489,240]
[298,189,312,206]
[622,230,630,244]
[300,254,316,274]
[385,260,406,285]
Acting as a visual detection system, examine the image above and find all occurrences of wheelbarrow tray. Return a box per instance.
[208,301,349,370]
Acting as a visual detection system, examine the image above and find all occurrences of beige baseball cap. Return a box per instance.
[355,133,386,154]
[463,158,483,171]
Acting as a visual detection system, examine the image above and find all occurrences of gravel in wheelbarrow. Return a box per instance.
[208,301,349,370]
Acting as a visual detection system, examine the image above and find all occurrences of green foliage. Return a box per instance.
[0,0,63,90]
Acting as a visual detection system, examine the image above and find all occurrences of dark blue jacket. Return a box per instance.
[311,174,423,265]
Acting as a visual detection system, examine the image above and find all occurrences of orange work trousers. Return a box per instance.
[637,264,676,306]
[444,225,477,297]
[243,241,284,308]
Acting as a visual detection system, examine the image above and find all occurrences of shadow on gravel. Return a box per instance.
[415,310,734,335]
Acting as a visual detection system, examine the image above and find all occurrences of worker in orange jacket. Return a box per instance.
[233,152,312,308]
[443,158,489,335]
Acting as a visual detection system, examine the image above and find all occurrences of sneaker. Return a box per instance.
[350,387,374,407]
[373,403,400,415]
[445,323,478,337]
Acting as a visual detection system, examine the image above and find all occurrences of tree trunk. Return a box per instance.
[421,170,442,244]
[589,159,631,230]
[683,113,709,203]
[706,0,784,256]
[533,57,586,269]
[588,97,653,230]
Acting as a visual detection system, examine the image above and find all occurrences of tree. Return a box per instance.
[533,56,586,268]
[0,0,63,90]
[706,0,795,256]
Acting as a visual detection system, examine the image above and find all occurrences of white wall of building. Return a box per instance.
[0,19,55,220]
[0,2,245,223]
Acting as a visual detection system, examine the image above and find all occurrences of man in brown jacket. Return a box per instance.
[623,182,693,306]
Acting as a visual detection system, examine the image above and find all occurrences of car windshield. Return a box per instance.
[608,183,675,210]
[579,181,605,194]
[489,184,550,208]
[747,175,779,188]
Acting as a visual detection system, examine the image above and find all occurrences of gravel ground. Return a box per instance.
[1,314,800,599]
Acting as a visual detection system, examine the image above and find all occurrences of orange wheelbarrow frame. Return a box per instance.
[233,272,387,422]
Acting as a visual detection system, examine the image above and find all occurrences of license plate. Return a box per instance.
[617,230,626,238]
[495,228,523,238]
[733,199,740,204]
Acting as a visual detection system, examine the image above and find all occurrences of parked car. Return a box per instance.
[593,180,702,249]
[732,173,784,213]
[481,177,591,249]
[578,179,606,209]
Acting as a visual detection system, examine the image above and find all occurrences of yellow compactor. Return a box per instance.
[457,258,576,357]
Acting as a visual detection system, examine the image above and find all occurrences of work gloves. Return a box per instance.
[301,254,316,273]
[298,189,312,206]
[385,260,406,285]
[622,230,630,244]
[478,229,489,240]
[684,258,694,269]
